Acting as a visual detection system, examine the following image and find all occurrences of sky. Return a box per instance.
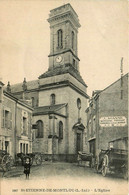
[0,0,128,96]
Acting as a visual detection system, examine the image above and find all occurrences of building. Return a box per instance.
[0,81,33,160]
[86,73,128,158]
[7,4,89,160]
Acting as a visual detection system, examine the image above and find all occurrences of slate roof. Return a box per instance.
[7,79,39,93]
[3,90,33,110]
[6,64,87,93]
[33,103,67,115]
[39,64,87,87]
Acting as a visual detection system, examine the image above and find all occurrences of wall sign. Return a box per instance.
[99,116,127,127]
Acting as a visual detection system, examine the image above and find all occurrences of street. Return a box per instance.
[0,162,128,195]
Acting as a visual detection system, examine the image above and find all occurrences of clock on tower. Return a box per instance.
[48,4,81,71]
[55,55,63,63]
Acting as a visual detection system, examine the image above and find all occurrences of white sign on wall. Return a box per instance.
[99,116,127,127]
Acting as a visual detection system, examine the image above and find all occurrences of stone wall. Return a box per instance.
[98,74,128,150]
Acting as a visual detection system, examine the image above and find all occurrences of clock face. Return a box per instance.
[56,55,63,63]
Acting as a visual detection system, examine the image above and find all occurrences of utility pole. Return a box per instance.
[120,57,124,99]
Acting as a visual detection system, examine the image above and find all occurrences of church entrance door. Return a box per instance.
[76,133,81,153]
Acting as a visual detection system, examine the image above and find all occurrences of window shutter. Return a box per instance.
[7,112,10,128]
[27,113,30,136]
[28,119,29,136]
[10,112,12,129]
[21,111,23,134]
[2,108,5,127]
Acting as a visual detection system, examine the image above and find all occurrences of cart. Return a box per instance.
[0,150,13,172]
[101,148,128,178]
[17,153,42,165]
[95,137,128,179]
[77,151,93,167]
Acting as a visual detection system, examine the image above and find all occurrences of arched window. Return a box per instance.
[77,98,81,122]
[59,121,63,139]
[72,31,74,49]
[36,120,43,138]
[77,98,81,109]
[51,94,55,105]
[31,97,34,107]
[57,29,63,48]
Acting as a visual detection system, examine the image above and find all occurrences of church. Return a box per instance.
[7,4,89,161]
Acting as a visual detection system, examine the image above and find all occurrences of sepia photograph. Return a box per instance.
[0,0,128,194]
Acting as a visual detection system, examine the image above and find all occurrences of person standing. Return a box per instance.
[24,157,31,179]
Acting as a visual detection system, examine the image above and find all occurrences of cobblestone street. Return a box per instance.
[1,162,128,195]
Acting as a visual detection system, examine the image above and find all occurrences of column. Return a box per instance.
[22,143,24,153]
[26,144,28,154]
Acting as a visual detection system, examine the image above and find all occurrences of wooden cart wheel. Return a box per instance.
[102,155,108,177]
[6,155,13,171]
[2,155,10,171]
[35,154,42,165]
[2,155,8,164]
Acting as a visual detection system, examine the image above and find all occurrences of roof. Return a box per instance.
[39,64,87,87]
[109,137,128,143]
[6,79,39,93]
[92,90,102,97]
[48,3,80,28]
[33,103,67,115]
[5,65,87,93]
[99,73,128,95]
[3,90,33,110]
[0,81,4,87]
[90,72,129,101]
[5,63,87,93]
[49,3,78,18]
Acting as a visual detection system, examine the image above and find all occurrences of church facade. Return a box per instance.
[8,4,89,160]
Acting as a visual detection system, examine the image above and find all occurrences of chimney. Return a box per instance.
[22,78,27,91]
[0,81,4,103]
[7,81,11,93]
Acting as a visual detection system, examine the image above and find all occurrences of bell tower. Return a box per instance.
[48,3,81,71]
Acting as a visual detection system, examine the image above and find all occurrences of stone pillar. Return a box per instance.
[52,136,58,154]
[52,115,59,154]
[25,143,27,154]
[48,137,52,154]
[49,115,53,135]
[19,142,20,153]
[22,143,24,153]
[48,115,53,154]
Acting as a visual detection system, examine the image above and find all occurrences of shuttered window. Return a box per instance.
[1,108,12,129]
[2,108,5,127]
[10,112,12,129]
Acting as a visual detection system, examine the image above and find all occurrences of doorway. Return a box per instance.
[89,139,96,157]
[5,141,9,153]
[76,133,81,153]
